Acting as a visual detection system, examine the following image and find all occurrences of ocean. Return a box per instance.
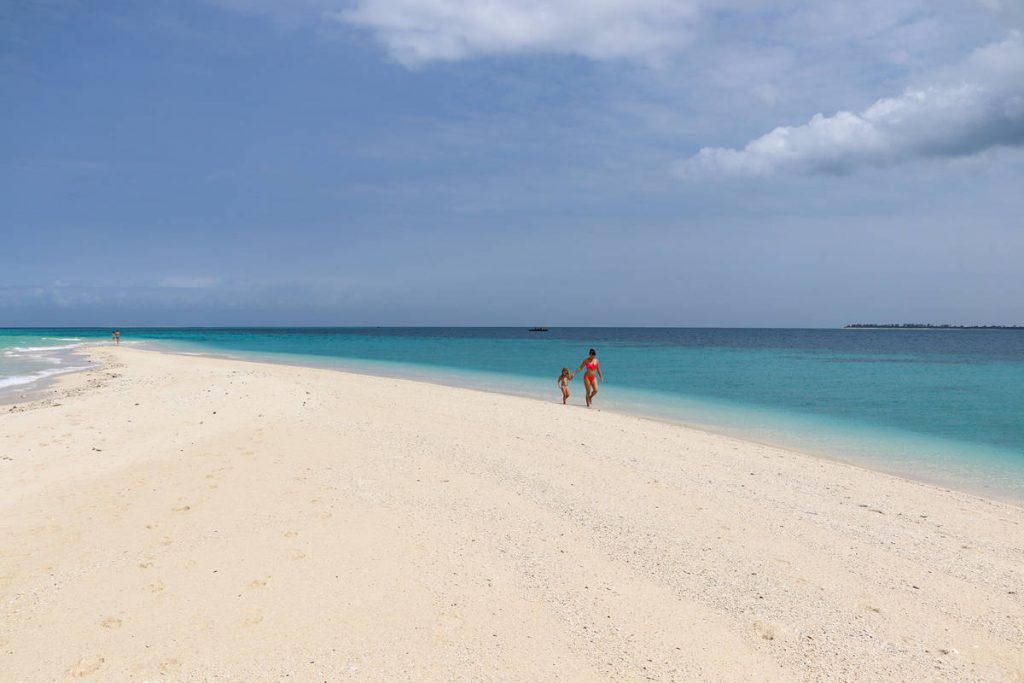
[2,327,1023,500]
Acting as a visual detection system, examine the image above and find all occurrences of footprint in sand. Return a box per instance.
[138,561,153,569]
[753,620,781,642]
[158,658,181,673]
[100,617,122,629]
[249,579,268,589]
[70,656,105,677]
[159,536,174,546]
[289,549,307,560]
[147,580,165,593]
[172,505,191,512]
[283,530,299,538]
[243,609,263,626]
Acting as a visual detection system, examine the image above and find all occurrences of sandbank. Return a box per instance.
[1,346,1021,681]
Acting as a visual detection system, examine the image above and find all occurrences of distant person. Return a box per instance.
[557,367,574,405]
[112,330,120,345]
[574,348,604,408]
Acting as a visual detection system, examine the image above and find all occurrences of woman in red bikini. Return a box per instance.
[574,348,604,408]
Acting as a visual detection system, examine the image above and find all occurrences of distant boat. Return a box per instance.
[528,327,549,332]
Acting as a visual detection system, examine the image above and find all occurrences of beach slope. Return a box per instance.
[1,347,1021,681]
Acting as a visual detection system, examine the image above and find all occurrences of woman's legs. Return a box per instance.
[584,376,596,407]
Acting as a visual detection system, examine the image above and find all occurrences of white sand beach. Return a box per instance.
[1,346,1022,681]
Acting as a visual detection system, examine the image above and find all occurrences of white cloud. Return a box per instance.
[336,0,701,66]
[207,1,1001,73]
[206,0,705,65]
[678,32,1024,177]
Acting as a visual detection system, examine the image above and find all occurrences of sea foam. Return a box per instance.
[0,365,93,390]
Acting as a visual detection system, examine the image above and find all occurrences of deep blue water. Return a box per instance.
[3,327,1023,500]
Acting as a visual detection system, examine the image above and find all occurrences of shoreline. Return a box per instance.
[149,346,1024,506]
[2,346,1022,679]
[31,342,1024,506]
[0,359,98,407]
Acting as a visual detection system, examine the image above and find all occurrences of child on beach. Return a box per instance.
[557,367,573,405]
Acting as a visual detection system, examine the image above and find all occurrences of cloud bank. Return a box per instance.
[158,276,221,289]
[337,0,700,66]
[210,1,1012,71]
[679,32,1024,177]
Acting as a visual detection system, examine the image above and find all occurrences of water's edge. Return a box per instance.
[4,332,1022,505]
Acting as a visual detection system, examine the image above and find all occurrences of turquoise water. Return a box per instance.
[2,327,1023,500]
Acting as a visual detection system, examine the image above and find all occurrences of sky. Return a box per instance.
[2,0,1023,326]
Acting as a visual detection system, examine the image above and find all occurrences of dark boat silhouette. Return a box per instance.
[528,327,549,332]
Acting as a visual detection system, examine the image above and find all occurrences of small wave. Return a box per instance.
[0,365,93,391]
[4,351,66,364]
[10,343,84,353]
[41,337,84,341]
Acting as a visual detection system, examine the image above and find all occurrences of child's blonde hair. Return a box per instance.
[561,367,570,376]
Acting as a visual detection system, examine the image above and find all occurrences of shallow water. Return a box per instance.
[3,327,1023,500]
[0,333,94,393]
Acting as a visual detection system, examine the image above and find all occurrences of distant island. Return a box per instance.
[845,323,1024,329]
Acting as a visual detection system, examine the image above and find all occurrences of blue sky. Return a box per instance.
[2,0,1022,326]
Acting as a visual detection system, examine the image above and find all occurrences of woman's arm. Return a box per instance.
[597,361,605,381]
